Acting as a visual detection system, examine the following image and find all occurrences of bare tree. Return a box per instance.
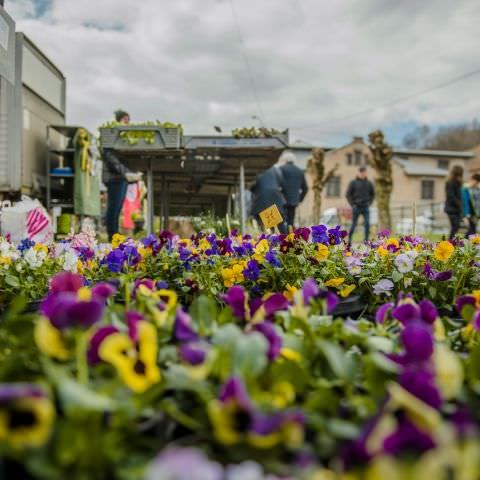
[368,130,393,231]
[307,148,338,225]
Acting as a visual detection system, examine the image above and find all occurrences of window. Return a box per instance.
[326,176,341,197]
[354,150,362,165]
[438,159,449,170]
[346,153,352,165]
[421,180,435,200]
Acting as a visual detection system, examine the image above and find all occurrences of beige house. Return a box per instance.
[292,137,474,227]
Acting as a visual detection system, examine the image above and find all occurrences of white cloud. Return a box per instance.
[6,0,480,146]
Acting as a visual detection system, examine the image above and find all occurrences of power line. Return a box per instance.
[229,0,266,122]
[292,66,480,132]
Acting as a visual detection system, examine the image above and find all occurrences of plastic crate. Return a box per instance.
[99,125,182,150]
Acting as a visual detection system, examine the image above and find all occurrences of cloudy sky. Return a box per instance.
[6,0,480,147]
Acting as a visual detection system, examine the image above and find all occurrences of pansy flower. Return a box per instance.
[434,240,454,261]
[88,312,161,393]
[0,384,55,449]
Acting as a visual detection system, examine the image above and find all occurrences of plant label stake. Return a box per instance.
[259,204,283,232]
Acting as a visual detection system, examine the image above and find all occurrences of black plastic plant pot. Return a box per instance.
[332,295,366,318]
[26,300,42,313]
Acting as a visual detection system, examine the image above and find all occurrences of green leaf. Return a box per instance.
[428,286,437,299]
[391,270,403,283]
[318,340,353,380]
[5,275,19,287]
[369,352,401,373]
[189,295,217,336]
[57,378,116,414]
[366,336,394,353]
[327,418,361,439]
[232,332,268,378]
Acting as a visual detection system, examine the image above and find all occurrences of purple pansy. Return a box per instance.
[180,342,208,365]
[253,321,282,361]
[263,293,289,319]
[375,302,394,323]
[423,263,453,282]
[174,308,198,342]
[311,225,329,244]
[87,325,119,365]
[49,271,84,294]
[223,286,249,320]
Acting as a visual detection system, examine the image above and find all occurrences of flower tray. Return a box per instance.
[332,295,366,318]
[99,125,182,150]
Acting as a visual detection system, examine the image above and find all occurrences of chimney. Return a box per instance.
[353,136,363,143]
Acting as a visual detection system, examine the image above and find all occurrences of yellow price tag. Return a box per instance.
[259,204,283,230]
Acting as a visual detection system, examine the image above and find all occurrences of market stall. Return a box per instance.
[99,126,289,233]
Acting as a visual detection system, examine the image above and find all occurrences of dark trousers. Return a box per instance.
[467,217,478,237]
[106,180,128,240]
[349,206,370,242]
[447,213,462,239]
[285,205,296,228]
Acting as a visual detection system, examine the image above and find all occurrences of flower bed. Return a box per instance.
[0,228,480,478]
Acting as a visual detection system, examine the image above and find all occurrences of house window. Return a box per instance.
[346,153,352,165]
[437,159,449,170]
[421,180,435,200]
[326,176,341,197]
[354,150,362,165]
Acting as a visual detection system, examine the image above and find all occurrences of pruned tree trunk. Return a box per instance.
[307,148,338,225]
[368,130,393,231]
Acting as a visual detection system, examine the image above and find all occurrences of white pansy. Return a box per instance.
[63,250,79,272]
[24,248,43,268]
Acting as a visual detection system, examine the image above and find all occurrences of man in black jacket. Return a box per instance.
[346,166,375,242]
[279,152,308,229]
[103,110,141,240]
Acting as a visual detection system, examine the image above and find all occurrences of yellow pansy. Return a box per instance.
[221,263,245,287]
[33,244,48,254]
[339,284,356,298]
[386,238,400,249]
[253,239,270,262]
[0,256,12,266]
[111,233,126,248]
[99,321,161,393]
[316,244,329,261]
[156,289,178,311]
[199,238,211,251]
[470,235,480,244]
[0,396,55,449]
[34,316,71,360]
[434,241,454,261]
[138,247,151,259]
[283,284,298,302]
[377,245,388,257]
[325,277,345,288]
[76,260,84,274]
[207,400,243,445]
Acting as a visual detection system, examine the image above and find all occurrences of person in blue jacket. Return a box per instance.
[462,173,480,237]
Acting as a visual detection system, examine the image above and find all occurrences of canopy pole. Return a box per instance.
[227,186,232,217]
[147,159,154,235]
[161,175,167,230]
[240,161,246,235]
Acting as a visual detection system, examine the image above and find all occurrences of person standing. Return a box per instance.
[250,165,287,233]
[346,166,375,243]
[279,151,308,229]
[444,165,464,239]
[103,109,140,240]
[462,173,480,237]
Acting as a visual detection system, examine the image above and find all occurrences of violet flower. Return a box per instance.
[373,279,394,296]
[223,286,249,320]
[180,342,208,365]
[253,321,282,361]
[174,308,198,342]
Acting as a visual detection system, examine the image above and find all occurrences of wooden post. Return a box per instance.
[412,201,417,237]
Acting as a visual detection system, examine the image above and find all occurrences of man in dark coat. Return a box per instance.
[250,165,287,233]
[279,151,308,229]
[346,166,375,242]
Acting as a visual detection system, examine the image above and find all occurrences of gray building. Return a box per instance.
[0,4,66,197]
